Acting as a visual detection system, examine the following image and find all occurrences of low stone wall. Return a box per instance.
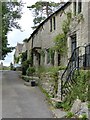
[40,72,55,97]
[22,70,65,99]
[39,70,64,99]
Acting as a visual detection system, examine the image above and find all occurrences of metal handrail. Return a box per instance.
[61,46,85,81]
[61,66,80,100]
[61,45,86,100]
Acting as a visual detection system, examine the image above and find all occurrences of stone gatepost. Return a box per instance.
[57,70,64,100]
[54,51,58,66]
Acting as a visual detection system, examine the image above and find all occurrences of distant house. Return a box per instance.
[26,0,90,68]
[14,43,23,58]
[14,39,29,65]
[22,39,28,53]
[14,43,23,64]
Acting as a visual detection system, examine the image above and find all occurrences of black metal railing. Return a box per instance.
[61,44,90,100]
[85,44,90,68]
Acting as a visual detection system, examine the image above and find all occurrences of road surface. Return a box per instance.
[0,71,2,119]
[2,71,53,118]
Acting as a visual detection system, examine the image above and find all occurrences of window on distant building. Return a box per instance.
[78,0,82,13]
[50,18,52,32]
[53,16,56,30]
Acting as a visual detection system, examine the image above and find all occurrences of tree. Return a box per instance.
[1,1,23,60]
[27,1,60,29]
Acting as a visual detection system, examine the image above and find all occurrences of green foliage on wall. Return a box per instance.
[54,11,84,55]
[22,60,29,75]
[54,33,66,54]
[54,11,72,54]
[26,67,35,76]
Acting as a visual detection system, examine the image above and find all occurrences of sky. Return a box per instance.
[1,0,68,66]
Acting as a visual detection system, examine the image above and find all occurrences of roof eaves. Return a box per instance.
[28,1,71,42]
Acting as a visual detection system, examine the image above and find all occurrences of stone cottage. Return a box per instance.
[13,0,90,102]
[22,39,28,53]
[27,0,90,68]
[14,42,23,64]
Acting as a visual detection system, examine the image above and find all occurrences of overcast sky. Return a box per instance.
[1,0,68,66]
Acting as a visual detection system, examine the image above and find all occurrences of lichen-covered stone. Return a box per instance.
[71,99,81,114]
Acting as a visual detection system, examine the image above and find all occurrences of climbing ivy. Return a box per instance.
[54,11,84,55]
[54,33,66,54]
[54,11,72,54]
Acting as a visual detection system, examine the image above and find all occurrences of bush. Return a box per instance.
[22,60,29,75]
[37,66,46,77]
[62,70,90,112]
[70,71,89,102]
[62,101,72,111]
[26,67,35,76]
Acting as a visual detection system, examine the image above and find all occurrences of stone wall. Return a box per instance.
[27,38,32,60]
[40,72,55,97]
[39,70,64,99]
[67,2,89,59]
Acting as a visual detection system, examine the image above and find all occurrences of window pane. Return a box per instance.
[50,18,52,32]
[53,17,56,30]
[78,0,82,13]
[74,2,76,16]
